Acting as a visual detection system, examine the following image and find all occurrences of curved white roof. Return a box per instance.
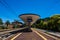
[19,14,40,25]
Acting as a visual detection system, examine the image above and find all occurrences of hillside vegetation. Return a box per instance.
[32,14,60,32]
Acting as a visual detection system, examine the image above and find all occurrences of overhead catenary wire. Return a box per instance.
[0,0,18,18]
[0,0,11,19]
[0,0,18,21]
[2,0,17,15]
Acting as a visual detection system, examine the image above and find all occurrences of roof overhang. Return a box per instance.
[19,13,40,25]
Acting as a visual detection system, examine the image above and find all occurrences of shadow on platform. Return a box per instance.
[9,28,32,34]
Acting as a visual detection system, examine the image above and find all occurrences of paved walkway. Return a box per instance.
[35,28,60,38]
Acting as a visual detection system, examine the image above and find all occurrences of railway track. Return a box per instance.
[0,27,29,40]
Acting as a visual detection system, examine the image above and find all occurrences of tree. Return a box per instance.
[12,20,23,28]
[5,20,10,27]
[50,15,60,31]
[0,18,3,25]
[32,14,60,32]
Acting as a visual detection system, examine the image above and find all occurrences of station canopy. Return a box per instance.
[19,13,40,25]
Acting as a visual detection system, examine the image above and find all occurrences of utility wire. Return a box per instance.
[4,0,17,15]
[0,0,17,17]
[0,0,18,21]
[2,0,17,16]
[0,0,10,19]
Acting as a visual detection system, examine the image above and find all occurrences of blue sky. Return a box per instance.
[0,0,60,22]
